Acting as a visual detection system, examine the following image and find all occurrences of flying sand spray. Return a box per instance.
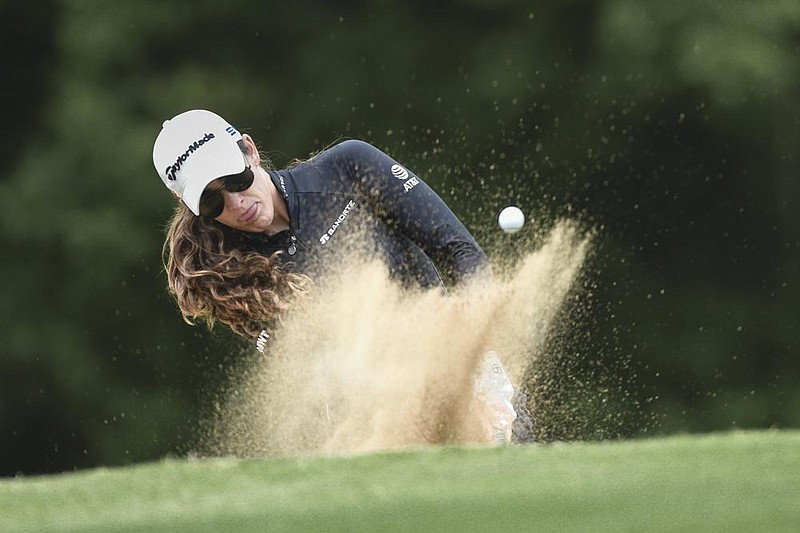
[201,210,591,457]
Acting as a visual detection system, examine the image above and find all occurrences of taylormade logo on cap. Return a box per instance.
[165,132,216,181]
[153,109,246,216]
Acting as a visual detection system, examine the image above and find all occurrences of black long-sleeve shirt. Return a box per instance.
[240,139,487,289]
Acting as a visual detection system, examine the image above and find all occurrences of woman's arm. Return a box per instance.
[332,139,489,284]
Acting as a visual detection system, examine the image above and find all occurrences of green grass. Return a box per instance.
[2,430,798,532]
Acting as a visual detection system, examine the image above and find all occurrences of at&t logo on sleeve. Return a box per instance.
[391,164,419,193]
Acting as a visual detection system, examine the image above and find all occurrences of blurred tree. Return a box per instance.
[0,1,59,178]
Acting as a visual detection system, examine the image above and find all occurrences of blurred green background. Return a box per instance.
[1,0,798,476]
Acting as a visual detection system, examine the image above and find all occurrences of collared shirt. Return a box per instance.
[240,139,488,290]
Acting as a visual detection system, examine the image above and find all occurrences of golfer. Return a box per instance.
[153,109,534,442]
[155,109,490,337]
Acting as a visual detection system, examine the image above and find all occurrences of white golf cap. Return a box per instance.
[153,109,246,215]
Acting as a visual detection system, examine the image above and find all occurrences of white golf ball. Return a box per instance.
[498,206,525,233]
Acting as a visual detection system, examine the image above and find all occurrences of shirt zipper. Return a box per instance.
[269,170,298,256]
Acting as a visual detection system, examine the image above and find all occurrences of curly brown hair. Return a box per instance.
[162,203,312,339]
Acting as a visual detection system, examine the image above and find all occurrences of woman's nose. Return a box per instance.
[222,189,245,206]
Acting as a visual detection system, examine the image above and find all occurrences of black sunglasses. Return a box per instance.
[199,167,255,218]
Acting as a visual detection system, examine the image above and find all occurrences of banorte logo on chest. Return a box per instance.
[319,200,356,245]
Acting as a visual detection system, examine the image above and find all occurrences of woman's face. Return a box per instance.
[205,134,286,234]
[210,167,278,233]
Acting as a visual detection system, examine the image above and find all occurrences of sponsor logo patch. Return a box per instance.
[255,330,270,353]
[165,132,215,181]
[390,163,419,193]
[319,199,356,245]
[403,176,420,192]
[391,164,409,180]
